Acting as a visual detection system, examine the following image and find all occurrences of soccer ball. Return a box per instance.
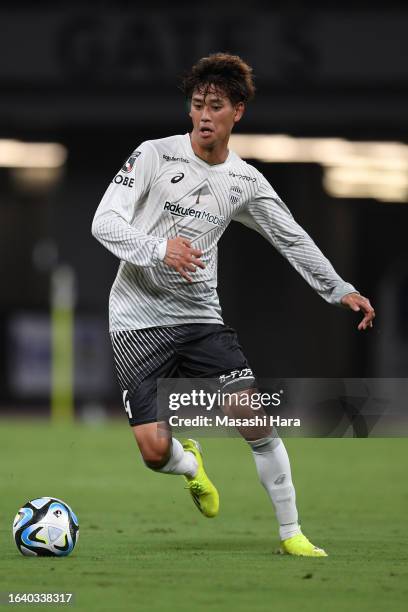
[12,497,79,557]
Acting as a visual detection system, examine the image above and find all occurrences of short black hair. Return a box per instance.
[180,52,255,105]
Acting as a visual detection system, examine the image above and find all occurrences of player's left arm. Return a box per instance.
[233,175,375,331]
[340,292,375,330]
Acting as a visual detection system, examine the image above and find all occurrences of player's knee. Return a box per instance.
[143,453,170,470]
[132,422,171,469]
[139,441,171,470]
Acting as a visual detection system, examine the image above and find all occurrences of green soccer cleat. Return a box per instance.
[182,439,219,518]
[279,533,328,557]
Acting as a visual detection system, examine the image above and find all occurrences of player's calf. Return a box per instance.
[132,423,198,477]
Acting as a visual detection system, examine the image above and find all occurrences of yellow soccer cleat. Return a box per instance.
[182,439,219,518]
[279,533,328,557]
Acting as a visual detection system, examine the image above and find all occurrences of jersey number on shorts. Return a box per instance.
[122,390,133,419]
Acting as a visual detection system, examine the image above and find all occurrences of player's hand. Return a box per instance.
[164,237,205,282]
[341,292,375,331]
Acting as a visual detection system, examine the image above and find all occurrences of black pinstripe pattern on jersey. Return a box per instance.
[94,134,356,332]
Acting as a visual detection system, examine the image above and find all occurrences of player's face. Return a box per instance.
[189,87,244,149]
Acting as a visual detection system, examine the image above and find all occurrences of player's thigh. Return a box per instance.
[177,324,254,386]
[178,324,271,439]
[110,327,178,427]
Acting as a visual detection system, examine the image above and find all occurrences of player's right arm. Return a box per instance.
[92,142,167,267]
[163,237,205,282]
[92,142,204,277]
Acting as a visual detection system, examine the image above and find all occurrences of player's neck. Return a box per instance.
[189,132,229,166]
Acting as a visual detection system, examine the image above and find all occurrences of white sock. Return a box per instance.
[156,438,198,478]
[248,436,301,541]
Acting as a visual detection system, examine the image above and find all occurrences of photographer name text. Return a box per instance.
[168,415,301,428]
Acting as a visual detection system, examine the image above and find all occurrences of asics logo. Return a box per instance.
[171,173,184,183]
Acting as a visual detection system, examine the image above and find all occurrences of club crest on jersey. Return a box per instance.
[229,185,243,205]
[121,150,141,173]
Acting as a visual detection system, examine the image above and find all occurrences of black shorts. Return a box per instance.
[110,323,255,426]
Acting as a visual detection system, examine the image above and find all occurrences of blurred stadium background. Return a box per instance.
[1,1,407,421]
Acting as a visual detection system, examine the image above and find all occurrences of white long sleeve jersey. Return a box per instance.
[92,133,356,332]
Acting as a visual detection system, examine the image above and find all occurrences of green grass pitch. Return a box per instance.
[0,421,407,611]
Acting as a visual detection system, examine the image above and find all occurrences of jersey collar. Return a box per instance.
[183,133,233,168]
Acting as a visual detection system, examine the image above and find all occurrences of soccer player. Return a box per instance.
[92,53,375,557]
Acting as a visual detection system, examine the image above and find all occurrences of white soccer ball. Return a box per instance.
[12,497,79,557]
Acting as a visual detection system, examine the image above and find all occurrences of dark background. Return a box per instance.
[1,1,407,411]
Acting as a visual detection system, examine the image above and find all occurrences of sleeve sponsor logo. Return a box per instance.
[121,150,141,173]
[112,175,134,188]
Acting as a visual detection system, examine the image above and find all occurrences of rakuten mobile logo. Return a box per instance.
[163,201,225,227]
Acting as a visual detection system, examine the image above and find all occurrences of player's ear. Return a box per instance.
[234,102,245,123]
